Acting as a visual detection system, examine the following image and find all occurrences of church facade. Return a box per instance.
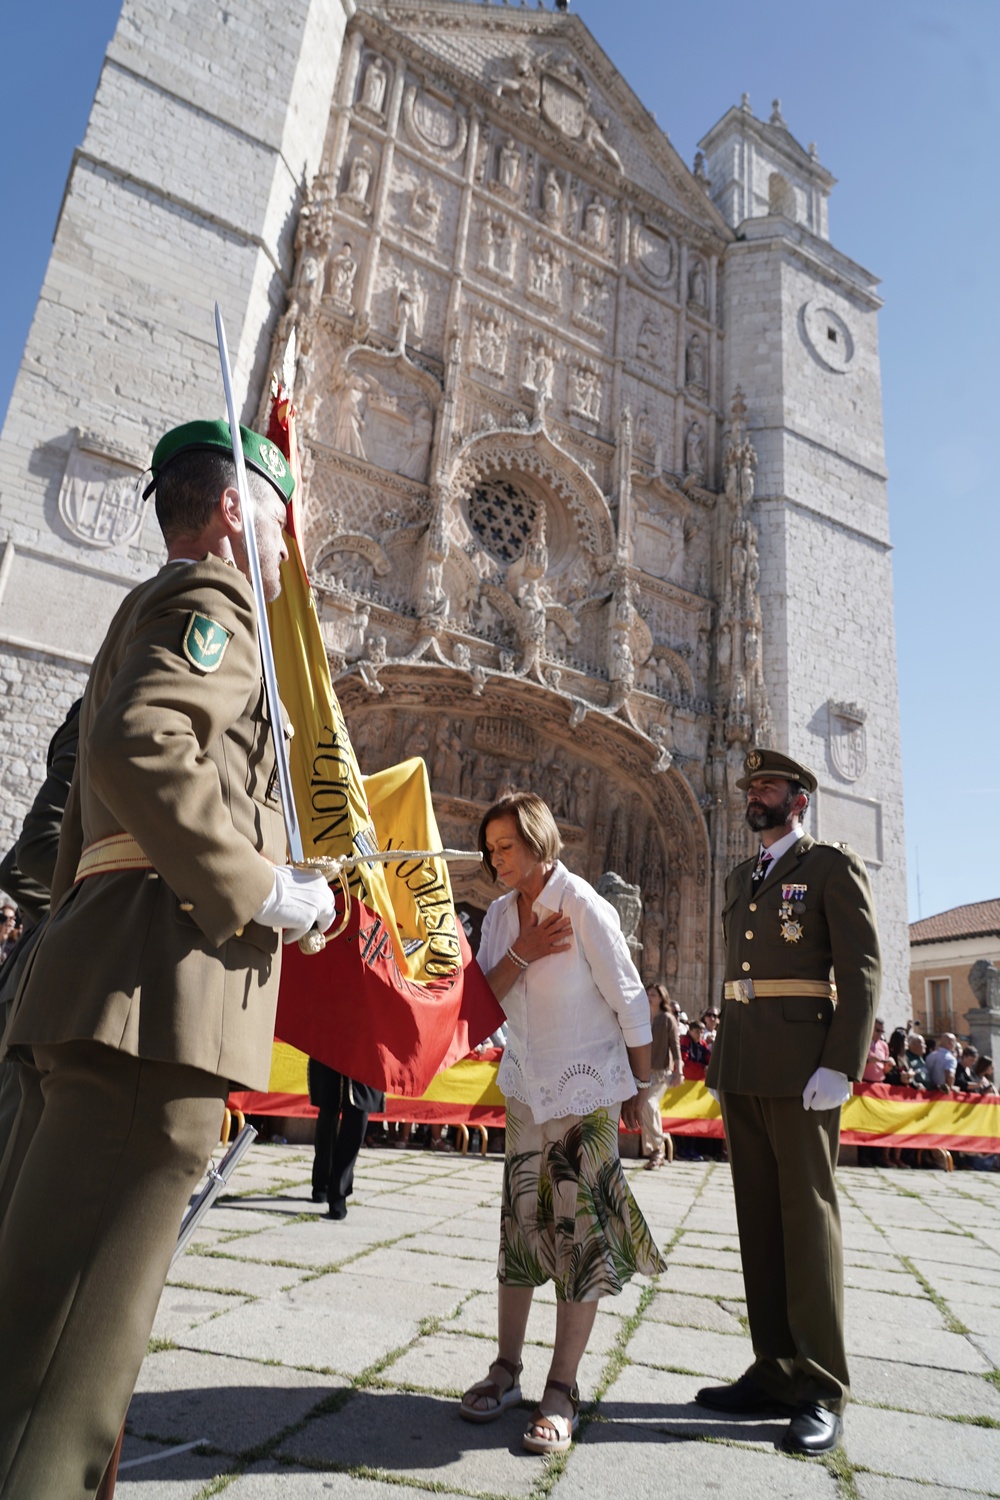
[0,0,908,1012]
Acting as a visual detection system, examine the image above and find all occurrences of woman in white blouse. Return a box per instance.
[458,792,665,1453]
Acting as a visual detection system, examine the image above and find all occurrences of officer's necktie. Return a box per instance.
[751,850,773,885]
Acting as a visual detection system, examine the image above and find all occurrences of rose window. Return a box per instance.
[468,480,538,563]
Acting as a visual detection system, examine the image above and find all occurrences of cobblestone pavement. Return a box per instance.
[115,1143,1000,1499]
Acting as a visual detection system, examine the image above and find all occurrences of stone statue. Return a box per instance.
[595,871,643,959]
[333,373,369,458]
[344,145,375,208]
[688,258,707,306]
[498,137,521,192]
[584,198,607,246]
[328,243,357,309]
[542,169,562,221]
[969,960,1000,1009]
[360,56,388,114]
[636,318,660,363]
[685,419,705,477]
[686,333,706,388]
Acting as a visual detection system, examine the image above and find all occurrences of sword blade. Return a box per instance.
[215,303,305,865]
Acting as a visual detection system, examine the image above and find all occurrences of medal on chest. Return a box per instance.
[779,884,807,943]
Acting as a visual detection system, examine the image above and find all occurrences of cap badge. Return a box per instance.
[257,441,287,480]
[747,749,763,772]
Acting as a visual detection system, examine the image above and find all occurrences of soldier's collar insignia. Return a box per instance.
[182,612,232,674]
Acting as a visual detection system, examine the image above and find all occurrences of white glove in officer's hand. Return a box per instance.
[253,865,337,945]
[802,1066,851,1111]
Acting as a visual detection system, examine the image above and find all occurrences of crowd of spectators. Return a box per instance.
[860,1017,997,1171]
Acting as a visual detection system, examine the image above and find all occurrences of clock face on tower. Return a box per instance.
[800,298,855,373]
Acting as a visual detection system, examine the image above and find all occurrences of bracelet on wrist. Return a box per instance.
[505,945,529,971]
[633,1076,651,1090]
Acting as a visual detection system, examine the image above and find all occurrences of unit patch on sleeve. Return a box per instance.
[182,612,233,673]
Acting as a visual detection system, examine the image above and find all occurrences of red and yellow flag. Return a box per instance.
[262,389,502,1095]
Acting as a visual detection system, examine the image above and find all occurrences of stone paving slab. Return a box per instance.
[128,1348,337,1451]
[887,1230,1000,1269]
[644,1289,743,1334]
[344,1245,497,1292]
[595,1361,783,1449]
[166,1252,310,1298]
[843,1317,988,1371]
[913,1258,1000,1290]
[856,1477,1000,1500]
[276,1387,547,1496]
[227,1468,471,1500]
[628,1321,753,1379]
[550,1423,841,1500]
[845,1404,1000,1489]
[945,1300,1000,1338]
[151,1286,244,1342]
[181,1273,463,1375]
[844,1285,945,1328]
[842,1264,926,1295]
[114,1435,230,1499]
[662,1262,748,1297]
[850,1354,1000,1419]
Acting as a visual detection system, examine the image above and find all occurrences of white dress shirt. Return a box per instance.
[478,861,652,1124]
[757,826,804,881]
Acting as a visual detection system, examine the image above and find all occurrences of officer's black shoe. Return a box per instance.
[695,1374,795,1416]
[327,1199,348,1220]
[780,1403,843,1454]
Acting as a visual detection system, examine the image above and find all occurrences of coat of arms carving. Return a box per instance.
[828,700,867,782]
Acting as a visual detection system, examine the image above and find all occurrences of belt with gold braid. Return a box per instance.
[724,979,837,1005]
[75,833,154,881]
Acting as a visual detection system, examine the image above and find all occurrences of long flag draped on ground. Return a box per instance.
[257,387,502,1095]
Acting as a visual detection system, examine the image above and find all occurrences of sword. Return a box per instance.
[215,303,305,865]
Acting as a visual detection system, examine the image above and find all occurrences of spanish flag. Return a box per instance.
[263,388,502,1095]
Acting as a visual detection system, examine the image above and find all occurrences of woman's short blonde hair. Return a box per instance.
[478,792,562,880]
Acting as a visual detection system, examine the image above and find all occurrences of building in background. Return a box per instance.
[0,0,908,1011]
[909,899,1000,1038]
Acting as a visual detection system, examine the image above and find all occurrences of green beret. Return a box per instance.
[736,747,818,794]
[143,420,294,505]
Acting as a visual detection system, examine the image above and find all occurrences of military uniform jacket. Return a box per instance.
[706,834,881,1097]
[7,558,286,1090]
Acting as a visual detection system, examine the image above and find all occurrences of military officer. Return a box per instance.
[0,420,338,1498]
[697,748,880,1455]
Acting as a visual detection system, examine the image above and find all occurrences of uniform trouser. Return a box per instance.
[0,1039,227,1499]
[720,1090,848,1414]
[312,1088,369,1211]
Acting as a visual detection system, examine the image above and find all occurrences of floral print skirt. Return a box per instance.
[498,1096,667,1303]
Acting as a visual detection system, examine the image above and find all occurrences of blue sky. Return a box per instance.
[1,1,997,922]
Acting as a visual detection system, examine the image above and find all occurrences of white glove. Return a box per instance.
[802,1066,851,1111]
[253,865,337,945]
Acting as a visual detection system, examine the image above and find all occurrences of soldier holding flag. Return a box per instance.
[0,419,336,1497]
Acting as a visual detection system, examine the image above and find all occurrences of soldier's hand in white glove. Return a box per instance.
[253,865,338,944]
[802,1066,851,1111]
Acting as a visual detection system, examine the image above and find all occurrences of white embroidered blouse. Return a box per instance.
[478,861,652,1124]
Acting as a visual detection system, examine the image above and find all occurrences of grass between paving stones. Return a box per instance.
[897,1253,970,1334]
[145,1335,177,1355]
[823,1442,862,1499]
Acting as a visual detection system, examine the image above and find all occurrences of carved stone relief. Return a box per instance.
[57,445,145,550]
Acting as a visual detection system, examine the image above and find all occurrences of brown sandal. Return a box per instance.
[522,1379,580,1454]
[458,1355,523,1423]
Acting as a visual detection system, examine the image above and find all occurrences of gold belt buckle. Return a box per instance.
[733,979,754,1004]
